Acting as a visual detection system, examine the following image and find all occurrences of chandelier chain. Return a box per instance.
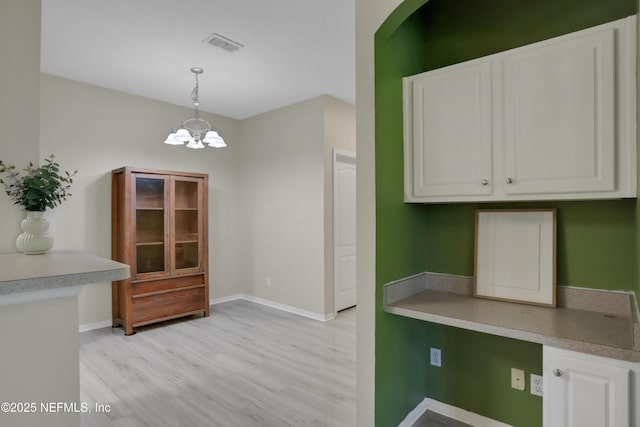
[191,72,200,109]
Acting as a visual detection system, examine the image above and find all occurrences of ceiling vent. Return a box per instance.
[203,33,244,53]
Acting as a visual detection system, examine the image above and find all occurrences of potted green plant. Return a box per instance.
[0,154,77,254]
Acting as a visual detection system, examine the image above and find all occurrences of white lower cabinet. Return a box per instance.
[543,346,639,427]
[403,16,636,203]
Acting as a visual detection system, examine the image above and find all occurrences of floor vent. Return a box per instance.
[203,33,244,52]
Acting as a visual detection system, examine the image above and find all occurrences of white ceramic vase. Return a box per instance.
[16,211,54,254]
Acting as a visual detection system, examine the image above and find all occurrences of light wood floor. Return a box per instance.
[80,300,356,427]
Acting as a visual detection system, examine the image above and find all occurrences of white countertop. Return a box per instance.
[0,251,130,305]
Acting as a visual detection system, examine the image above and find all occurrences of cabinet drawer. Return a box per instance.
[132,287,206,325]
[132,274,204,296]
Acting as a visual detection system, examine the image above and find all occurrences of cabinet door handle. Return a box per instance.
[481,179,489,186]
[553,369,562,377]
[506,177,513,184]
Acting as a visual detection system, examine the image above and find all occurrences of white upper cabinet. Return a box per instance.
[403,16,636,203]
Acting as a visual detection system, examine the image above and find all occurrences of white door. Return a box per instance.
[544,346,630,427]
[333,150,356,312]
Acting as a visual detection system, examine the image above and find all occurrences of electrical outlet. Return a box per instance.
[511,368,525,391]
[530,374,543,397]
[430,348,441,367]
[266,276,271,286]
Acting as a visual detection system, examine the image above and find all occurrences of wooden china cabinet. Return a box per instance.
[111,167,209,335]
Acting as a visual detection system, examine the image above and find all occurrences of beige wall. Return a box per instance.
[38,74,355,326]
[239,96,326,315]
[323,96,356,314]
[1,0,358,423]
[239,95,355,318]
[0,0,40,252]
[0,296,81,427]
[39,74,244,325]
[355,0,404,425]
[0,4,80,426]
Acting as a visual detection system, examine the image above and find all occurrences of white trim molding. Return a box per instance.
[80,293,336,333]
[79,319,112,333]
[211,294,335,322]
[397,398,432,427]
[399,398,513,427]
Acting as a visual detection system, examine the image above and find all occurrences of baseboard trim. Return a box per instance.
[211,294,335,322]
[397,398,431,427]
[209,293,246,305]
[80,294,334,333]
[79,319,112,333]
[399,398,513,427]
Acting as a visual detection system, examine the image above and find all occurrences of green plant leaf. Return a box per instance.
[0,154,77,211]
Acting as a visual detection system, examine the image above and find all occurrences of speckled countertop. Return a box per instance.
[384,272,640,362]
[0,251,130,304]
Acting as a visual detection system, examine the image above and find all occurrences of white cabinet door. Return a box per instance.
[502,28,615,196]
[405,60,493,199]
[544,347,630,427]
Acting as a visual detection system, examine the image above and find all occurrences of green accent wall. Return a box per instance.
[374,0,638,426]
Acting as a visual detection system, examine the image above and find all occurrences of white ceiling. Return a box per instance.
[40,0,355,120]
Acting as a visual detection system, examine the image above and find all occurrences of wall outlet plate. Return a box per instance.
[511,368,525,391]
[430,348,441,367]
[530,373,543,396]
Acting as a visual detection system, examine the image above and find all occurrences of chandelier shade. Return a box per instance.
[163,132,183,145]
[164,67,226,149]
[185,140,205,149]
[203,130,227,148]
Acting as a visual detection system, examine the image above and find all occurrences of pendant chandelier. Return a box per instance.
[163,67,227,149]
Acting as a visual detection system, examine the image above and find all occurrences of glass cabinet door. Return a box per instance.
[173,178,201,272]
[134,175,168,277]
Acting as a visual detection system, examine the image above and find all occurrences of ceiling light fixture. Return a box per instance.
[164,67,226,149]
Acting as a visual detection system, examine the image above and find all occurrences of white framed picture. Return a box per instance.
[474,209,556,307]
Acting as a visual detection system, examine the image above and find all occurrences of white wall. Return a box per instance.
[39,74,243,325]
[239,96,327,315]
[355,0,404,425]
